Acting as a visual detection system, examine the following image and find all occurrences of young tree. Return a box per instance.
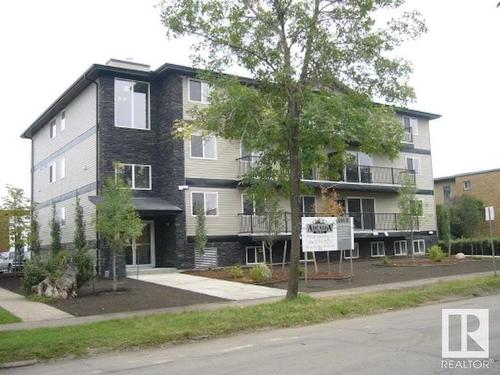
[195,207,207,256]
[29,206,41,256]
[448,195,484,239]
[436,204,451,256]
[161,0,426,298]
[1,185,30,263]
[50,202,62,255]
[74,195,87,252]
[259,195,284,272]
[94,177,143,291]
[398,174,422,258]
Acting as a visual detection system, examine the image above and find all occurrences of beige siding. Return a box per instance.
[32,85,96,165]
[38,190,97,246]
[33,134,96,204]
[184,138,241,180]
[182,76,209,120]
[396,114,431,150]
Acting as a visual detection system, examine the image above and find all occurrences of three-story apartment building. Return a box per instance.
[22,59,440,276]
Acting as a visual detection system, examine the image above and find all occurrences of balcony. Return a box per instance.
[238,212,419,235]
[237,155,261,178]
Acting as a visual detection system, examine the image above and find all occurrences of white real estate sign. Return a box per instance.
[301,217,354,252]
[485,206,495,221]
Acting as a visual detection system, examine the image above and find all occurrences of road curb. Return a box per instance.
[0,359,38,369]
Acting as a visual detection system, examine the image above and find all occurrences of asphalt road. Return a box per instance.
[7,294,500,375]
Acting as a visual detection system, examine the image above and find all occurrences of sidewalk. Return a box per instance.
[0,288,72,323]
[0,271,494,332]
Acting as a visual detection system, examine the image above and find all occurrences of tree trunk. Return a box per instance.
[112,249,117,292]
[286,99,302,299]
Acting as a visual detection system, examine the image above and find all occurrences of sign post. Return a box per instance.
[301,216,355,278]
[485,206,496,277]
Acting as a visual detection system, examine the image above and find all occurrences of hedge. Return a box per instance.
[438,238,500,256]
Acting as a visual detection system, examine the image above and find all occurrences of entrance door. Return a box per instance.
[125,221,155,267]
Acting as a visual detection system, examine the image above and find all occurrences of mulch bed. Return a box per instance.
[0,276,226,317]
[375,257,464,267]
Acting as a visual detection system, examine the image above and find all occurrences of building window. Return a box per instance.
[114,78,150,130]
[246,246,265,265]
[241,194,264,216]
[190,134,217,159]
[394,240,407,256]
[49,162,56,183]
[60,207,66,227]
[301,196,316,215]
[406,157,421,175]
[61,110,66,131]
[192,192,218,216]
[189,79,211,103]
[344,242,359,259]
[412,239,426,255]
[59,158,66,179]
[443,184,452,201]
[115,164,151,190]
[371,241,385,257]
[403,116,418,135]
[49,119,57,139]
[463,180,472,190]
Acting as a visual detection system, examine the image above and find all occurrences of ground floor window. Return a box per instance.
[246,246,265,265]
[394,240,407,256]
[412,239,426,255]
[371,241,385,257]
[344,242,359,259]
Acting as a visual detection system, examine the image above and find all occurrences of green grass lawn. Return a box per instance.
[0,307,21,325]
[1,275,500,363]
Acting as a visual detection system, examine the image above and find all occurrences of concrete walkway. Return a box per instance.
[128,273,287,300]
[0,270,494,332]
[0,288,72,322]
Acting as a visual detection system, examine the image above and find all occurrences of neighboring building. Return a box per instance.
[21,59,440,275]
[435,168,500,236]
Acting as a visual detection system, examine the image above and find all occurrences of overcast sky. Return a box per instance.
[0,0,498,199]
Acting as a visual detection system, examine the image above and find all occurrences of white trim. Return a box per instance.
[126,220,155,267]
[113,78,151,130]
[463,180,472,191]
[115,163,152,190]
[370,241,385,257]
[402,115,418,136]
[187,78,211,104]
[190,133,218,160]
[49,119,57,139]
[412,239,426,255]
[405,156,421,176]
[246,245,266,265]
[49,162,56,184]
[393,240,407,256]
[60,110,66,131]
[344,242,359,259]
[301,195,316,213]
[191,191,219,217]
[59,157,66,179]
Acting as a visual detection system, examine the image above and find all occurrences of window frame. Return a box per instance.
[49,162,56,184]
[190,133,217,160]
[246,245,266,265]
[113,78,151,131]
[370,241,385,257]
[60,206,66,227]
[412,239,426,255]
[59,157,66,179]
[49,119,57,139]
[301,195,316,214]
[443,184,452,200]
[188,78,211,104]
[405,156,422,176]
[402,116,418,136]
[60,110,66,131]
[115,163,152,190]
[393,240,408,256]
[191,191,219,217]
[344,242,359,259]
[463,180,472,191]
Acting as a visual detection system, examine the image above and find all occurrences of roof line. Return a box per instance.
[434,167,500,181]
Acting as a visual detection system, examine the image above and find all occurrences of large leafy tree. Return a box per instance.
[161,0,426,298]
[94,177,143,291]
[1,185,30,262]
[448,195,484,239]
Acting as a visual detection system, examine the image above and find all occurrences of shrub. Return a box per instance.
[228,264,244,279]
[22,256,50,293]
[429,245,445,262]
[250,264,272,283]
[71,249,95,289]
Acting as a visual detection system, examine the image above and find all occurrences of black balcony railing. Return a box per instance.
[238,212,419,234]
[343,165,415,185]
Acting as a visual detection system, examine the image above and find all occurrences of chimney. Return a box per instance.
[105,58,150,72]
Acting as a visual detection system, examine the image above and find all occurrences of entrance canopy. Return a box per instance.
[89,196,182,214]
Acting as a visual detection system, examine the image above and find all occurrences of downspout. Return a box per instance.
[84,73,100,274]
